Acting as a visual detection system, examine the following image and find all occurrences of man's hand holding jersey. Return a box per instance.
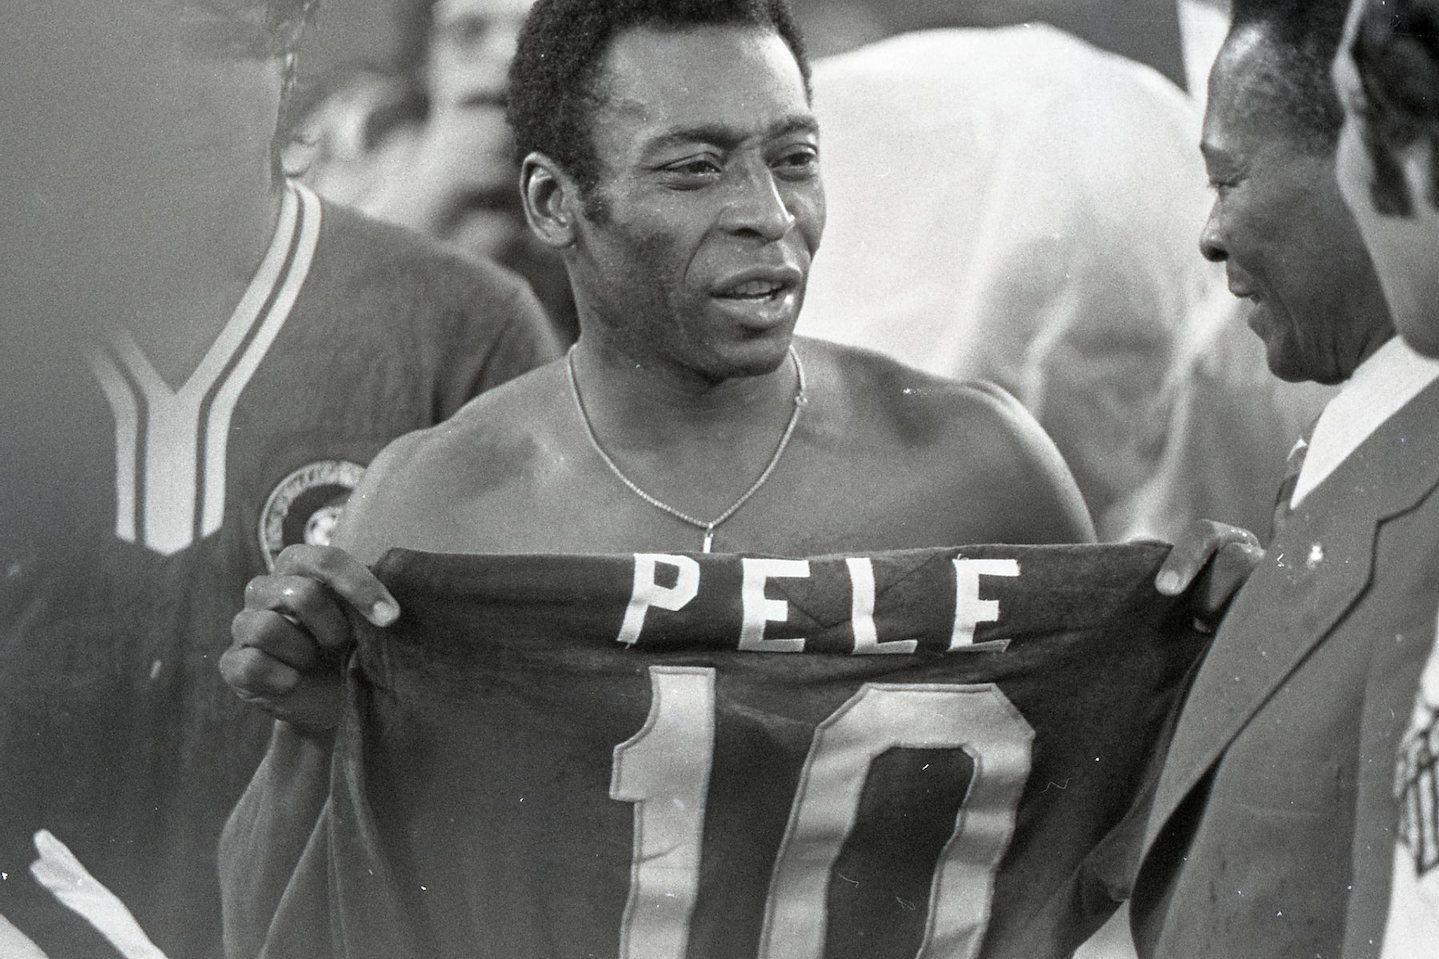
[1153,519,1264,629]
[221,544,399,733]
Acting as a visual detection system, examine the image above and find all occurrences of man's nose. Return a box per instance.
[719,166,796,242]
[1199,205,1228,263]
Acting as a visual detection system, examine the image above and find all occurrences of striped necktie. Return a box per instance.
[1269,433,1310,543]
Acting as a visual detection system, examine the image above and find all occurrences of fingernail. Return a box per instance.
[370,600,399,626]
[1156,572,1180,594]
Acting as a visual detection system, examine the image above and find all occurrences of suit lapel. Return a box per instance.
[1143,378,1439,856]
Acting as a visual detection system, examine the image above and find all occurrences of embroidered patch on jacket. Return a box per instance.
[259,460,366,571]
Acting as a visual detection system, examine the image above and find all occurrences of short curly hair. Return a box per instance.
[1349,0,1439,215]
[1226,0,1350,152]
[506,0,809,197]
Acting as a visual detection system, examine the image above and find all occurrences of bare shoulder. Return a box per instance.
[797,338,1095,543]
[333,360,569,562]
[800,338,1036,439]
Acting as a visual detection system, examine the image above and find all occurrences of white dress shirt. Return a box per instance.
[1291,337,1439,508]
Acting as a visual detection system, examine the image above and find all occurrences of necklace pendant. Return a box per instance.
[566,345,806,560]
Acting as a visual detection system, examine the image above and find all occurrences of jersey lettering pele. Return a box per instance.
[227,543,1206,959]
[0,183,557,959]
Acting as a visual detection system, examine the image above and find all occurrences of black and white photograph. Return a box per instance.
[2,1,1438,957]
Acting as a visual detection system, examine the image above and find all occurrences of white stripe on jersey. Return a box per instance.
[29,830,168,959]
[200,185,321,537]
[87,184,323,555]
[0,911,49,959]
[88,356,142,545]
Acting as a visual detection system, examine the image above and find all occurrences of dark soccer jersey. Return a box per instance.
[0,184,559,959]
[226,544,1205,959]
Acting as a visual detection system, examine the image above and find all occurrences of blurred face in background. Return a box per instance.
[8,2,287,323]
[68,3,285,197]
[423,0,537,255]
[1333,1,1439,357]
[1199,25,1392,383]
[428,0,533,109]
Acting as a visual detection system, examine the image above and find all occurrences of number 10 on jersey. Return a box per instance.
[611,666,1035,958]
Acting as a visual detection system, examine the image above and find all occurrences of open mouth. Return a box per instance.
[715,279,788,302]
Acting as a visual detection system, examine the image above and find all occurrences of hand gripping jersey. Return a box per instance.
[0,184,558,959]
[224,543,1206,959]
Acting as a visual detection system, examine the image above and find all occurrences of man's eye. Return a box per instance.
[774,149,819,177]
[657,158,723,190]
[664,159,722,179]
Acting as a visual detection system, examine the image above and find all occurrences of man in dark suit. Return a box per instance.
[1129,1,1439,956]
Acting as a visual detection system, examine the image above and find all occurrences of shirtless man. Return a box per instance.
[219,0,1101,726]
[221,0,1242,732]
[218,9,1253,956]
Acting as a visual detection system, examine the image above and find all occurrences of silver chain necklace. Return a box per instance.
[566,346,808,553]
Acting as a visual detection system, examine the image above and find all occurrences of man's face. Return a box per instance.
[1199,26,1391,384]
[103,4,284,163]
[1332,5,1439,358]
[12,2,284,309]
[423,0,533,253]
[429,0,533,109]
[51,3,284,218]
[566,24,824,383]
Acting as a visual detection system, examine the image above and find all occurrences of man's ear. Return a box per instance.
[521,152,581,248]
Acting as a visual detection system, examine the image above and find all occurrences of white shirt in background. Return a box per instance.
[799,26,1220,524]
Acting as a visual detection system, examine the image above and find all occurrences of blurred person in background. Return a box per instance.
[865,0,1189,87]
[796,21,1217,532]
[287,0,579,341]
[1110,293,1336,545]
[1333,0,1439,953]
[0,2,556,956]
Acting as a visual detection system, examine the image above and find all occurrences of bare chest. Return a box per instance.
[407,429,1019,557]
